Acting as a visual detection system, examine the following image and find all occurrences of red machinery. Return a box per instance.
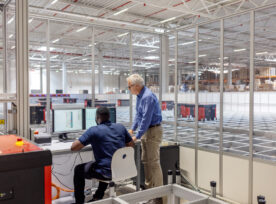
[0,135,52,204]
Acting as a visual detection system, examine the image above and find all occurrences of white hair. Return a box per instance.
[127,74,144,86]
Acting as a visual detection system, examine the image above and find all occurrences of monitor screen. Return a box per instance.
[85,108,97,129]
[53,109,83,133]
[109,107,116,123]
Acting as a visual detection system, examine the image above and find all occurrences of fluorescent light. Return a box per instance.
[169,36,175,40]
[144,56,159,60]
[234,48,246,52]
[29,18,33,23]
[169,59,175,61]
[9,34,13,38]
[199,54,206,57]
[7,17,14,24]
[76,26,87,32]
[11,46,15,49]
[52,39,60,43]
[133,44,159,48]
[82,58,87,61]
[114,8,128,16]
[265,58,276,62]
[51,55,58,58]
[50,0,58,5]
[117,32,128,37]
[179,41,195,46]
[160,17,176,24]
[147,49,156,53]
[188,61,196,64]
[256,51,268,55]
[154,28,164,33]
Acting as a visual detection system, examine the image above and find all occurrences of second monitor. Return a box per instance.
[84,107,116,129]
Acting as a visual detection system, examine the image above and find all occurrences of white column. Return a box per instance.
[161,35,169,94]
[16,0,29,138]
[228,61,232,86]
[62,62,67,93]
[40,67,43,93]
[98,48,104,94]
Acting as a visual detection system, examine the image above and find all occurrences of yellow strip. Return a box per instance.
[0,120,5,125]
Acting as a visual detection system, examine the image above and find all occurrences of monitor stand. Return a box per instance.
[58,133,77,142]
[58,133,68,141]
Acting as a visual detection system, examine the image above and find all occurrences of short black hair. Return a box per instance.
[96,107,110,122]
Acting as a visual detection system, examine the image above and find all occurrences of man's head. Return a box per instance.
[96,107,110,124]
[127,74,144,95]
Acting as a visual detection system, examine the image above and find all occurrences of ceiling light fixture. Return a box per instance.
[147,49,156,53]
[52,38,60,43]
[7,17,14,24]
[234,48,246,52]
[160,17,176,24]
[9,34,13,38]
[29,18,33,23]
[199,54,207,57]
[50,0,58,5]
[76,26,87,32]
[256,52,268,55]
[114,8,128,16]
[117,32,128,37]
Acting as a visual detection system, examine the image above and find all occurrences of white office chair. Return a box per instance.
[111,146,137,182]
[95,147,137,198]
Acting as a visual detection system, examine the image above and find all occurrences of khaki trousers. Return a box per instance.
[141,125,163,189]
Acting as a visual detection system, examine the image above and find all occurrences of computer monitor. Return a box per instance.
[84,107,116,129]
[52,109,84,140]
[85,108,97,129]
[108,107,116,123]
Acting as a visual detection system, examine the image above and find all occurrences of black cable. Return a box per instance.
[51,166,74,190]
[78,151,84,163]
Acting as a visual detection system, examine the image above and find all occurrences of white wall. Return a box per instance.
[29,71,128,94]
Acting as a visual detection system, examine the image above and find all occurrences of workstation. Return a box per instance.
[0,0,276,204]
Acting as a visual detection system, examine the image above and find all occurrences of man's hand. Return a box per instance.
[128,129,134,136]
[132,136,137,142]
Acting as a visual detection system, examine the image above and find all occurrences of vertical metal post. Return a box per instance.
[3,6,8,133]
[91,27,95,107]
[159,34,162,107]
[16,0,29,138]
[249,10,255,204]
[129,32,133,123]
[174,31,178,142]
[62,62,67,93]
[195,26,199,187]
[46,19,50,134]
[40,67,43,93]
[219,19,224,196]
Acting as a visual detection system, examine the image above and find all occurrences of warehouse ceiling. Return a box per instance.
[2,0,276,76]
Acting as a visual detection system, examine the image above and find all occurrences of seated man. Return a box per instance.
[71,107,134,204]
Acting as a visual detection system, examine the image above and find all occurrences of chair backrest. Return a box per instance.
[111,147,137,182]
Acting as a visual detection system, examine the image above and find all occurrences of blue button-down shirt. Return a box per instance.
[131,86,162,139]
[79,121,132,178]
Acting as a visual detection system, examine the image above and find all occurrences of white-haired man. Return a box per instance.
[127,74,163,203]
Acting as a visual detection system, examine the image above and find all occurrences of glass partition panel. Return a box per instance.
[254,6,276,162]
[161,34,176,142]
[177,29,196,147]
[94,27,130,124]
[223,14,250,156]
[6,0,16,94]
[198,21,220,152]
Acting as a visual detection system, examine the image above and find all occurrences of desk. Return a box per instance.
[41,140,141,202]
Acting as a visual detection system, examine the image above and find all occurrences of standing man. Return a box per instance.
[127,74,163,194]
[71,107,134,204]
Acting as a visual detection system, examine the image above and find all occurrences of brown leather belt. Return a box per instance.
[149,124,161,128]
